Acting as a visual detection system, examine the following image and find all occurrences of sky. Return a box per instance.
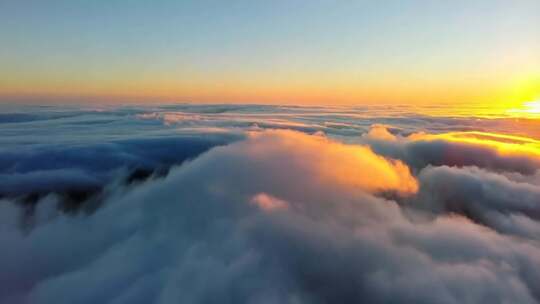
[1,0,539,106]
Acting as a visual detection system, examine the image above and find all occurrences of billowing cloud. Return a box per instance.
[250,193,289,211]
[239,130,418,195]
[1,105,540,303]
[364,126,540,174]
[411,165,540,240]
[0,129,539,303]
[365,124,398,141]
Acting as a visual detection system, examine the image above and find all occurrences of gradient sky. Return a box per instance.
[1,0,539,105]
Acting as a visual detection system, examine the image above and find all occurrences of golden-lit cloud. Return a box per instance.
[250,193,289,212]
[410,131,540,159]
[243,130,418,195]
[365,124,398,141]
[363,124,540,175]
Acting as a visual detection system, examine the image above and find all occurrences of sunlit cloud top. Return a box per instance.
[0,0,539,105]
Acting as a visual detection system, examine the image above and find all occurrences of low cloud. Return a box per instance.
[2,106,540,303]
[411,165,540,240]
[1,130,539,303]
[364,126,540,174]
[250,193,289,212]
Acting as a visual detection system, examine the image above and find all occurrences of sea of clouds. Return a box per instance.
[1,104,540,304]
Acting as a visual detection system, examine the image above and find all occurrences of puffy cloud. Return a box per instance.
[250,193,289,212]
[2,105,540,304]
[411,165,540,240]
[364,124,398,141]
[238,130,418,195]
[1,130,540,303]
[364,125,540,242]
[416,166,540,217]
[0,132,241,201]
[364,126,540,174]
[0,169,101,196]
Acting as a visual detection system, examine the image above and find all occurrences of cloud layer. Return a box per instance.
[1,104,540,303]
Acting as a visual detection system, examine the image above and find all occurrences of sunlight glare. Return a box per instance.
[506,100,540,118]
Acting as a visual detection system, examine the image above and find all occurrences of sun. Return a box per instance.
[522,101,540,114]
[506,100,540,118]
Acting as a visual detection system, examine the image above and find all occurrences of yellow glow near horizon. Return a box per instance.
[1,60,538,114]
[506,100,540,118]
